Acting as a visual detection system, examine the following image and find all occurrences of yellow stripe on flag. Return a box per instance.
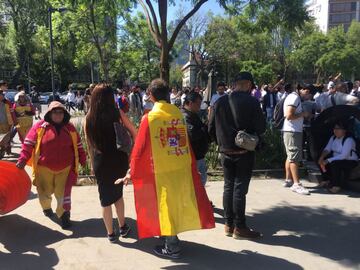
[148,102,201,235]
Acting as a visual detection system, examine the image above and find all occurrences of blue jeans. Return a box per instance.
[196,159,207,186]
[266,107,274,123]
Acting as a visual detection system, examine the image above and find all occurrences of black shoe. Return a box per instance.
[108,232,118,243]
[154,245,181,259]
[43,209,54,217]
[60,211,71,229]
[119,224,130,237]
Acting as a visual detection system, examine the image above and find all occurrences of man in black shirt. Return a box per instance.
[182,92,210,187]
[209,72,266,240]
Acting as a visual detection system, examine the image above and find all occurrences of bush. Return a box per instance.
[205,126,286,171]
[74,120,92,175]
[255,126,286,169]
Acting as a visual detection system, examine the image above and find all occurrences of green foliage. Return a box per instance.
[238,61,275,85]
[254,127,286,169]
[74,120,92,176]
[117,12,160,84]
[169,65,184,88]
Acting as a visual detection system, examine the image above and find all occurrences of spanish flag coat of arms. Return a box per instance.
[130,101,215,239]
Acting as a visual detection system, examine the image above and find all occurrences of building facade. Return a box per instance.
[308,0,360,32]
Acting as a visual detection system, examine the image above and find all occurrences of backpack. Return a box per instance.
[273,97,286,129]
[273,94,301,130]
[332,130,360,159]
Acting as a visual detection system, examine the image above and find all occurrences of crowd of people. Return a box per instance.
[0,72,359,259]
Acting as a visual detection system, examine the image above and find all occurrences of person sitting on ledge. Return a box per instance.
[318,121,359,193]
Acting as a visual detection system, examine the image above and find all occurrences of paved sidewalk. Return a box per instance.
[1,177,360,270]
[1,115,360,270]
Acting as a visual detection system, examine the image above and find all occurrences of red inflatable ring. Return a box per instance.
[0,161,31,215]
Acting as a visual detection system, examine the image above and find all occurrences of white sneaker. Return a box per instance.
[283,180,293,187]
[290,184,310,195]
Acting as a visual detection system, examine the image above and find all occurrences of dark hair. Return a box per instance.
[217,81,226,87]
[85,84,119,152]
[16,85,24,91]
[0,80,7,86]
[284,83,292,93]
[184,91,202,105]
[149,79,169,102]
[334,120,349,131]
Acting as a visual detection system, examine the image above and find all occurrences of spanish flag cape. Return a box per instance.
[131,101,215,239]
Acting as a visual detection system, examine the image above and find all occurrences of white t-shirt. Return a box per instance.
[324,136,358,163]
[66,92,75,103]
[142,94,153,110]
[282,92,303,133]
[170,93,177,104]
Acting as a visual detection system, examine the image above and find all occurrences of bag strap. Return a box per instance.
[228,93,242,132]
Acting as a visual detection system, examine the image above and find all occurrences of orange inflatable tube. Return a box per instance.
[0,161,31,215]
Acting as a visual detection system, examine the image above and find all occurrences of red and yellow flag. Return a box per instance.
[130,101,215,239]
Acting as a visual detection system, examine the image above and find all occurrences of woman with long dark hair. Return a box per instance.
[84,84,137,243]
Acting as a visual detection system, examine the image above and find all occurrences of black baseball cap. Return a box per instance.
[235,72,254,84]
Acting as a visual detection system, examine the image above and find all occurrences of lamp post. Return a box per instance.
[48,6,67,99]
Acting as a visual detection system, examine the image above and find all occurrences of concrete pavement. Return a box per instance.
[1,176,360,269]
[1,111,360,270]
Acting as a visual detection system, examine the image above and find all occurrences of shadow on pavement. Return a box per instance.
[117,238,303,270]
[70,217,138,240]
[0,214,63,269]
[248,205,360,268]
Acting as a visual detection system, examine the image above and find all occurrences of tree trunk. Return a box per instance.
[160,45,170,84]
[11,45,27,86]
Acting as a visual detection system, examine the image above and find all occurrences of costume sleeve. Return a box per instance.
[9,103,16,124]
[76,131,87,166]
[18,124,39,164]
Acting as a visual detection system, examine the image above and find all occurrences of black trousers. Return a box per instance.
[323,160,358,188]
[221,151,255,228]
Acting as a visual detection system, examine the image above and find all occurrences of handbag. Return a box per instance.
[113,121,132,154]
[228,93,259,151]
[234,130,259,151]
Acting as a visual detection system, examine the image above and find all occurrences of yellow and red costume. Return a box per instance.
[130,101,215,239]
[13,101,35,143]
[0,99,15,134]
[18,103,86,218]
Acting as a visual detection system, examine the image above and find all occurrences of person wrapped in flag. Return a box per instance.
[119,79,215,259]
[16,101,86,229]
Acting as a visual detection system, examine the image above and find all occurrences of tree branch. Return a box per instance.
[145,0,161,38]
[158,0,168,44]
[138,0,161,47]
[168,0,208,51]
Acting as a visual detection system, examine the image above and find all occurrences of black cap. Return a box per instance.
[302,84,317,95]
[235,72,254,83]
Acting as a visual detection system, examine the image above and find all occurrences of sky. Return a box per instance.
[132,0,225,20]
